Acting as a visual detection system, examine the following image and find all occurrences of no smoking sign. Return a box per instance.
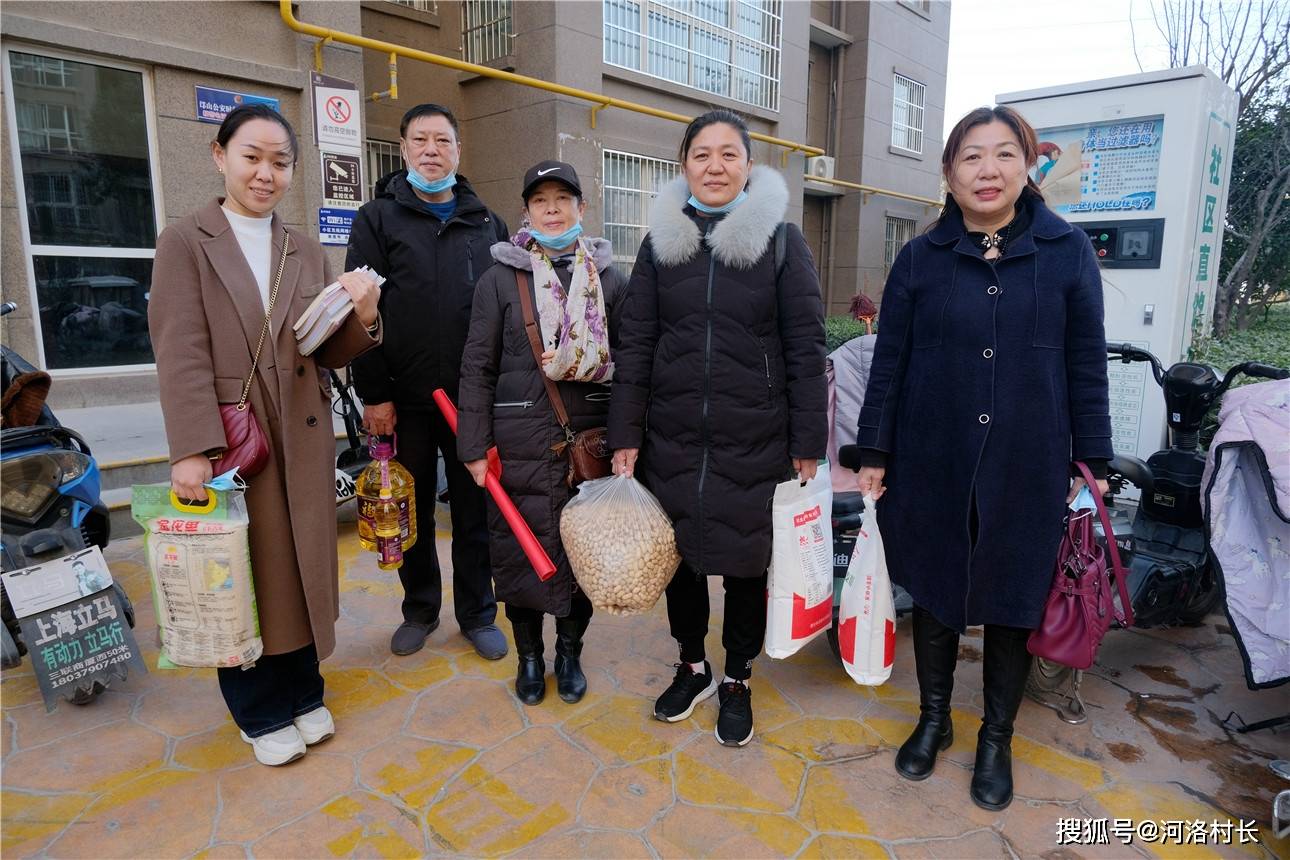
[311,71,361,150]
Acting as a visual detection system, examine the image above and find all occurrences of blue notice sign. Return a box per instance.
[319,208,355,245]
[195,86,280,125]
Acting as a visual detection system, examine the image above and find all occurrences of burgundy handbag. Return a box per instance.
[1027,461,1135,669]
[514,270,613,487]
[210,230,289,479]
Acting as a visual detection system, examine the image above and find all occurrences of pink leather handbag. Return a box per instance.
[1027,461,1135,669]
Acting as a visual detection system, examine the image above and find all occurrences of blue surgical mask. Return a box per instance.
[204,468,246,492]
[688,189,748,215]
[1068,485,1096,512]
[529,221,583,251]
[406,169,457,195]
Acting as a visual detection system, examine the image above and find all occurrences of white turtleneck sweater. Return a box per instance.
[222,205,274,309]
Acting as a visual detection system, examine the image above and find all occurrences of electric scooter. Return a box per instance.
[1027,343,1289,723]
[0,302,136,703]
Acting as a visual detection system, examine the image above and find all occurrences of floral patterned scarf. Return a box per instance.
[522,234,614,383]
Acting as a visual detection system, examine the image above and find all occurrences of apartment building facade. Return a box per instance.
[1,0,948,406]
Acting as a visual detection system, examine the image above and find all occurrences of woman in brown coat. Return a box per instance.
[148,105,381,767]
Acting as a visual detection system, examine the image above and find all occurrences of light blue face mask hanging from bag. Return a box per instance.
[1069,485,1096,512]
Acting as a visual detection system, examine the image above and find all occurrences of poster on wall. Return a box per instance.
[1032,117,1164,214]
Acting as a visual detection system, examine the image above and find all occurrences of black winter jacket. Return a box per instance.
[457,239,626,616]
[346,172,508,408]
[608,166,828,579]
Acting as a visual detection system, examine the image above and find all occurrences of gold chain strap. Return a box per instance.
[237,229,290,411]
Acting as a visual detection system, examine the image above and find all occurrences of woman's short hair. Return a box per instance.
[936,105,1043,226]
[678,109,752,162]
[215,104,298,164]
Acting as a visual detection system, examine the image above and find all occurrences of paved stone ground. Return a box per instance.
[3,518,1288,859]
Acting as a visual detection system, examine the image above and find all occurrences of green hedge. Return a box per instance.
[825,315,870,352]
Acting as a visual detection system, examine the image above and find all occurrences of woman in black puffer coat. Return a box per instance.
[608,111,827,748]
[458,161,625,707]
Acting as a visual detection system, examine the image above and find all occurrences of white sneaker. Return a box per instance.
[293,706,335,745]
[239,725,307,766]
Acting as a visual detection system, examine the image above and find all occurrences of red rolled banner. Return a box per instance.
[432,389,556,582]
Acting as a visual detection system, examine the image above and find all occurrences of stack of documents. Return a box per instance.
[293,266,385,356]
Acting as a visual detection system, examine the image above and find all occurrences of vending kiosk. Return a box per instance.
[998,66,1238,462]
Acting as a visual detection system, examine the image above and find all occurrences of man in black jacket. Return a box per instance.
[346,103,509,660]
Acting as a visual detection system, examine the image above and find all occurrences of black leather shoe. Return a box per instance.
[554,615,588,703]
[970,624,1033,810]
[510,618,546,706]
[895,606,959,781]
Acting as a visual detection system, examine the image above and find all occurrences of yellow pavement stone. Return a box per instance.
[216,750,356,843]
[323,667,408,721]
[511,828,654,858]
[761,716,885,761]
[252,790,423,859]
[193,844,253,859]
[798,765,872,835]
[360,736,476,812]
[578,759,674,831]
[647,803,812,858]
[423,726,595,855]
[0,790,94,856]
[405,676,523,747]
[2,720,167,793]
[382,651,455,692]
[4,688,135,750]
[892,829,1012,858]
[173,723,252,772]
[800,833,891,859]
[1,672,44,709]
[563,694,679,765]
[673,740,805,813]
[47,769,218,859]
[133,674,228,738]
[1092,782,1271,859]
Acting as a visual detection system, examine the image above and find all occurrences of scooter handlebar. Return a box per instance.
[1243,362,1290,381]
[0,302,17,317]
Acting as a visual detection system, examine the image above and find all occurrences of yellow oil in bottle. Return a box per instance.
[356,436,417,556]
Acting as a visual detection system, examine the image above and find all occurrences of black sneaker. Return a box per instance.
[653,661,717,722]
[715,681,754,747]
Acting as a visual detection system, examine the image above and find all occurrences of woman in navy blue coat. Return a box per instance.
[856,107,1112,811]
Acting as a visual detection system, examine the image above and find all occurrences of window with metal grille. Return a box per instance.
[387,0,438,12]
[462,0,513,64]
[366,138,403,197]
[602,150,681,268]
[891,73,925,154]
[604,0,782,112]
[884,215,917,272]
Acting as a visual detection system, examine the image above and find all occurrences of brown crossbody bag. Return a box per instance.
[513,269,612,487]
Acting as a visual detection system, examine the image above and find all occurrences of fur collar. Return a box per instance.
[490,236,614,272]
[648,164,788,270]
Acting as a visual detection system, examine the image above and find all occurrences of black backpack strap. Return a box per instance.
[774,222,788,276]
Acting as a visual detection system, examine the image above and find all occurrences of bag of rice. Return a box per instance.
[560,475,679,614]
[131,484,262,668]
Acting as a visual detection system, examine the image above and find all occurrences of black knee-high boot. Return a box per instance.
[895,605,960,780]
[971,624,1033,810]
[553,614,589,703]
[510,617,546,706]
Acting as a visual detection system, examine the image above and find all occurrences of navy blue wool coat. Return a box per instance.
[857,195,1113,631]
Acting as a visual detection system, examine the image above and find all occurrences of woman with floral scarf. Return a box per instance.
[457,161,626,706]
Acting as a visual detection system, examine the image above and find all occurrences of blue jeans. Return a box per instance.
[217,643,325,737]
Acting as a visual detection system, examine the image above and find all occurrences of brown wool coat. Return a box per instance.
[148,199,380,659]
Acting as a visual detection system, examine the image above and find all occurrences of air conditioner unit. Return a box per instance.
[806,156,835,180]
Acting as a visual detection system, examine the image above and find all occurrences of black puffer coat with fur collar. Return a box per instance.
[608,165,828,578]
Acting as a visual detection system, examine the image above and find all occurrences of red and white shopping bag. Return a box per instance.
[837,494,895,684]
[765,463,834,659]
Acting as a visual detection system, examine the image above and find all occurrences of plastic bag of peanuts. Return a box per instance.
[560,474,680,614]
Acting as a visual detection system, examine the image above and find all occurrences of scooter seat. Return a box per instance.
[832,492,866,518]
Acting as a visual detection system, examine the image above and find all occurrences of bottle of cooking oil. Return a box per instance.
[356,435,416,558]
[374,489,405,571]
